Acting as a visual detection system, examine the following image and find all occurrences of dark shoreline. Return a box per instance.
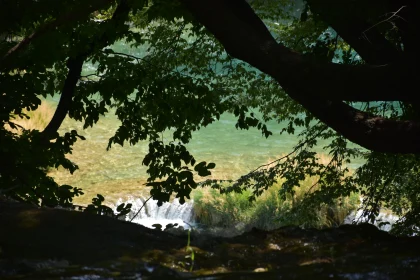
[2,198,420,279]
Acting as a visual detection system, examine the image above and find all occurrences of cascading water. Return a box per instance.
[115,196,195,230]
[344,209,399,232]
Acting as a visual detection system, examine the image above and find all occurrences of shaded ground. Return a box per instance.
[1,199,420,279]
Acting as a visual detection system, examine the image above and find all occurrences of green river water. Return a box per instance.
[47,40,363,205]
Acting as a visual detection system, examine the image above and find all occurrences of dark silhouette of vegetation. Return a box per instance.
[1,0,420,235]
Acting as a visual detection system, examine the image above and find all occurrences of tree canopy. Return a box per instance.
[1,0,420,235]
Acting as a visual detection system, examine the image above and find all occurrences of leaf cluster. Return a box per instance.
[1,0,420,235]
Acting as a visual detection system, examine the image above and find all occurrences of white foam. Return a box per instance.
[114,196,195,230]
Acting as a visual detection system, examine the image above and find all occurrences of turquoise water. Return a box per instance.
[50,100,363,205]
[50,105,314,203]
[48,39,363,204]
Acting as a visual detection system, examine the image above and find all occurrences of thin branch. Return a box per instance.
[247,123,326,175]
[200,123,328,191]
[363,6,408,34]
[0,184,20,195]
[306,153,339,195]
[81,73,104,79]
[109,51,198,80]
[130,196,152,222]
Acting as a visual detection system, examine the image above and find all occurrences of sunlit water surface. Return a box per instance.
[47,40,365,229]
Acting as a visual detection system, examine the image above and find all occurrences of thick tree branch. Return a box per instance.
[41,58,84,137]
[0,0,114,71]
[183,0,420,153]
[289,96,420,153]
[184,0,417,102]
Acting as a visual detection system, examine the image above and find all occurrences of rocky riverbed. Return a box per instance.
[1,199,420,279]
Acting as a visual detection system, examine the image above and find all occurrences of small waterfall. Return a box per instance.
[344,209,399,232]
[114,196,195,230]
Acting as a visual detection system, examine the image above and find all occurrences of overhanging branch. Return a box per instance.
[183,0,416,102]
[183,0,420,153]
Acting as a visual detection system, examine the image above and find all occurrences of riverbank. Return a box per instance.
[1,199,420,279]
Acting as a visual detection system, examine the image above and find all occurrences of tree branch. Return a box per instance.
[42,58,84,138]
[307,0,402,64]
[290,96,420,153]
[183,0,420,153]
[183,0,417,102]
[0,0,114,71]
[41,0,131,139]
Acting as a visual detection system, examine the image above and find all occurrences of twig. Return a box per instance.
[0,184,20,194]
[130,196,152,222]
[362,5,407,37]
[246,123,326,175]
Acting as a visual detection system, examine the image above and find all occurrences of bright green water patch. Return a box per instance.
[48,108,364,205]
[47,38,365,205]
[49,108,301,204]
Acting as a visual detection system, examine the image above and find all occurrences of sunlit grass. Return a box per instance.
[192,154,359,230]
[5,101,55,132]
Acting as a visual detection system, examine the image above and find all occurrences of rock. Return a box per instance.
[165,226,188,236]
[0,200,185,278]
[2,200,420,279]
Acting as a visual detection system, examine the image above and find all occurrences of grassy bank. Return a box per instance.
[192,175,359,230]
